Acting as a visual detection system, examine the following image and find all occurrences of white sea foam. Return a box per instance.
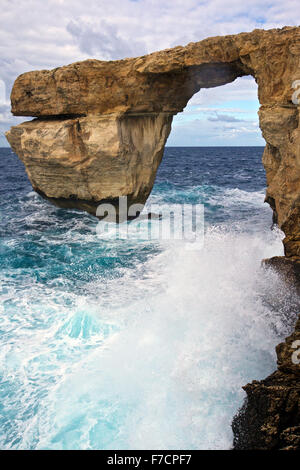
[1,220,298,450]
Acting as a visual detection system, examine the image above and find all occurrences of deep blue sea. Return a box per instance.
[0,147,297,449]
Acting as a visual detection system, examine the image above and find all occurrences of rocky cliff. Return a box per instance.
[6,27,300,229]
[7,113,172,216]
[5,25,300,449]
[233,303,300,450]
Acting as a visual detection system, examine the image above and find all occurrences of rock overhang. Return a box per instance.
[5,25,300,240]
[4,24,300,450]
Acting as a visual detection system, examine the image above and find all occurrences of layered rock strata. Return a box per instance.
[7,113,172,216]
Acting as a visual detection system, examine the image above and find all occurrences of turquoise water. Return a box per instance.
[0,147,298,449]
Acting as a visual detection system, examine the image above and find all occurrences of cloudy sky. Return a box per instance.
[0,0,299,146]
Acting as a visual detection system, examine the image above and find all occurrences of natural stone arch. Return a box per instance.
[6,26,300,262]
[5,25,300,449]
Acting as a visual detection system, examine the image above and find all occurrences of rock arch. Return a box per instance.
[5,25,300,449]
[6,26,300,261]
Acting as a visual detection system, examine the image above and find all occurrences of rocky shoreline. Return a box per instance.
[232,258,300,450]
[232,318,300,449]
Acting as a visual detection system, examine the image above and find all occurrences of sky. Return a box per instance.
[0,0,299,147]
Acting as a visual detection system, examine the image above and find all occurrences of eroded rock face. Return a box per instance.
[232,316,300,450]
[232,258,300,450]
[5,25,300,449]
[6,26,300,230]
[7,113,172,215]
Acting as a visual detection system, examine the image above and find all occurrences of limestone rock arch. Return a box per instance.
[6,26,300,261]
[5,25,300,449]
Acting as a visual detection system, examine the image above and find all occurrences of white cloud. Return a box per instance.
[167,116,264,146]
[0,0,298,146]
[66,19,147,59]
[207,114,246,122]
[188,77,258,107]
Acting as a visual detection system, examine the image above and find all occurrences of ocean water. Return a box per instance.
[0,146,298,450]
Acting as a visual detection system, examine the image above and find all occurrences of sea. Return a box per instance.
[0,146,298,450]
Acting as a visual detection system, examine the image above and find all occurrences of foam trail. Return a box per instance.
[1,148,298,450]
[1,225,297,450]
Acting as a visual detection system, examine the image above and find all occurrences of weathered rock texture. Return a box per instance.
[7,113,172,215]
[231,258,300,450]
[5,26,300,449]
[232,315,300,450]
[6,26,300,227]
